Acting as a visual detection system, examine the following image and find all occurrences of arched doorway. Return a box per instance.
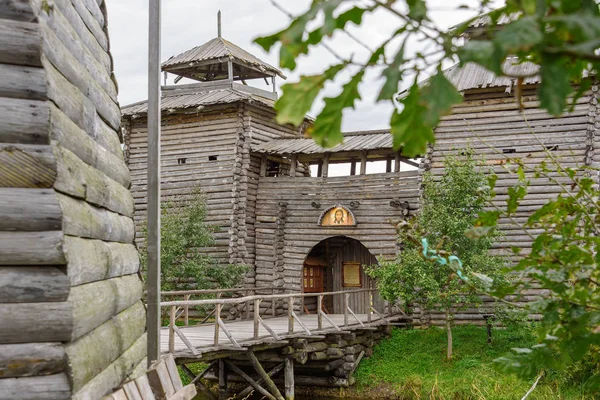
[302,236,380,314]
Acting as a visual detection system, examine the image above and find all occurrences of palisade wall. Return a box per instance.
[0,1,145,399]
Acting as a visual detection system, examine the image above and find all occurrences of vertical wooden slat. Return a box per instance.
[360,151,367,175]
[317,295,323,330]
[344,293,349,327]
[169,305,175,354]
[322,153,330,178]
[287,296,294,334]
[367,291,372,323]
[184,294,189,326]
[214,303,221,346]
[254,298,260,339]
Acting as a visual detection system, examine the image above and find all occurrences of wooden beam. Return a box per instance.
[260,154,268,177]
[247,351,284,400]
[394,152,401,172]
[227,59,233,82]
[322,153,330,178]
[316,160,323,178]
[289,154,297,176]
[385,156,392,173]
[360,151,367,175]
[350,160,356,176]
[284,357,294,400]
[218,359,227,400]
[234,363,283,400]
[224,360,275,400]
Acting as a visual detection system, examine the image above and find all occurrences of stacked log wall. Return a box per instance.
[254,172,420,298]
[0,1,145,399]
[417,85,598,327]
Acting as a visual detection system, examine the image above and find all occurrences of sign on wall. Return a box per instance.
[318,205,357,227]
[342,262,362,287]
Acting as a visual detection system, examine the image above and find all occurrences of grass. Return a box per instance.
[354,325,597,400]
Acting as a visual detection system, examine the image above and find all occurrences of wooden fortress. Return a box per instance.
[122,29,599,328]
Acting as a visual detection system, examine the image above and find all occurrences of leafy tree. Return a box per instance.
[255,0,600,157]
[140,189,248,291]
[367,151,505,359]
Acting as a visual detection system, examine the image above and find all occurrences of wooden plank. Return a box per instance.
[123,381,143,400]
[169,384,197,400]
[0,342,66,378]
[0,266,69,303]
[0,231,65,265]
[164,354,184,392]
[0,373,70,400]
[0,188,61,231]
[147,359,176,400]
[135,374,156,400]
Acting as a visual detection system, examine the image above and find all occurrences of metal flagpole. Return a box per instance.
[147,0,161,366]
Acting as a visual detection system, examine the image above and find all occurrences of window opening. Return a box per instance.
[208,155,218,161]
[177,157,187,165]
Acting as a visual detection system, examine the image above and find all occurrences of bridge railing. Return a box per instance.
[160,288,398,355]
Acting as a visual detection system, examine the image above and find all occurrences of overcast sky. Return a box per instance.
[106,0,502,133]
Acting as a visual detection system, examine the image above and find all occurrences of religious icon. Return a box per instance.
[320,206,356,226]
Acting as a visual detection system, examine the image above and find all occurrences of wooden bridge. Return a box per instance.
[158,288,407,400]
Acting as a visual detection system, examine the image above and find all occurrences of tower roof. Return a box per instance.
[161,37,286,81]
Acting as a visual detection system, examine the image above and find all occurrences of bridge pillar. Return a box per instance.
[284,357,294,400]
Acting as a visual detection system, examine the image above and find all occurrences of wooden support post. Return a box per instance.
[394,152,401,172]
[214,303,221,346]
[272,297,276,317]
[344,294,349,327]
[254,299,261,339]
[236,364,284,400]
[350,159,356,176]
[224,360,276,400]
[317,160,323,177]
[317,295,323,330]
[322,153,330,178]
[386,156,392,173]
[367,291,372,323]
[248,351,284,400]
[181,364,218,400]
[289,154,297,176]
[169,305,176,353]
[147,0,162,367]
[218,359,227,400]
[228,59,234,82]
[272,76,277,94]
[288,297,294,334]
[260,154,268,177]
[360,151,367,175]
[184,294,190,326]
[284,357,294,400]
[245,299,251,320]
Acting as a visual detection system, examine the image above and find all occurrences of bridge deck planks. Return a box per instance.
[160,313,384,356]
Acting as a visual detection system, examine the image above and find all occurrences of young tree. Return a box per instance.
[367,151,505,359]
[255,1,599,157]
[140,189,248,291]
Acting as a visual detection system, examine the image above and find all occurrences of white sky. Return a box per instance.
[105,0,502,174]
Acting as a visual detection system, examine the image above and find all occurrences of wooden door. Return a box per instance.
[303,265,324,293]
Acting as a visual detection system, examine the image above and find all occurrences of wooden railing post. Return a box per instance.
[214,303,222,346]
[367,290,372,323]
[288,297,294,334]
[317,295,323,331]
[184,294,190,326]
[254,299,261,340]
[344,293,349,327]
[169,305,175,353]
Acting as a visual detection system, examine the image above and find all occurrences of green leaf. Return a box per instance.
[407,0,427,21]
[538,55,572,116]
[390,84,434,157]
[494,16,543,53]
[420,71,463,127]
[309,71,365,148]
[458,40,505,75]
[377,43,406,101]
[275,63,346,127]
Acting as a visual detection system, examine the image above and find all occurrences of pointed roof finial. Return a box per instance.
[217,10,222,38]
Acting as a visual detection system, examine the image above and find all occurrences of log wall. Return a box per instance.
[253,171,419,298]
[416,85,599,327]
[0,1,144,399]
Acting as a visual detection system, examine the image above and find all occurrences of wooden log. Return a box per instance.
[0,301,71,344]
[71,333,147,400]
[66,302,145,392]
[0,98,50,145]
[284,357,294,400]
[148,358,175,400]
[0,143,57,188]
[0,0,36,22]
[224,360,275,400]
[0,373,70,400]
[49,105,129,187]
[0,188,61,231]
[247,351,284,400]
[305,342,328,353]
[0,63,46,100]
[0,342,66,378]
[69,274,143,340]
[324,358,345,372]
[0,19,42,67]
[57,193,135,243]
[64,236,139,286]
[0,266,69,303]
[53,145,134,217]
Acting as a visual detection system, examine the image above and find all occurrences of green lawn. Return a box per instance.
[354,325,597,400]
